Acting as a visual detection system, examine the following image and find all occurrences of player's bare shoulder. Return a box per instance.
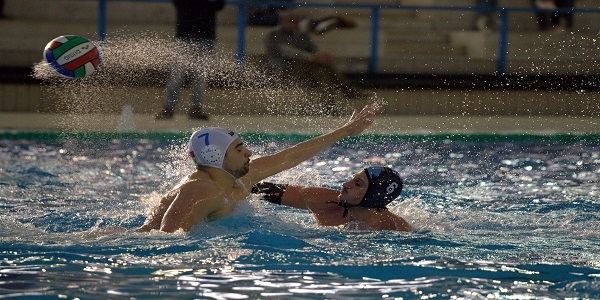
[177,175,223,204]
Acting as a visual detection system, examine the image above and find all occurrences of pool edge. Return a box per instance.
[1,112,600,135]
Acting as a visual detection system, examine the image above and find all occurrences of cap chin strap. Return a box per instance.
[201,164,249,194]
[326,200,354,218]
[326,200,388,218]
[222,170,249,194]
[236,178,248,194]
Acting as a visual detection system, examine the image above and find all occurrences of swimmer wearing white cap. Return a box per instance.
[252,167,411,232]
[137,104,380,232]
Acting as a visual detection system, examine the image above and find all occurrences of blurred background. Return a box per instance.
[0,0,599,116]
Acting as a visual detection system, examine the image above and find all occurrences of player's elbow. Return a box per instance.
[159,216,190,233]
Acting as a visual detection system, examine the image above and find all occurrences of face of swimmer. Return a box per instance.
[338,170,369,206]
[222,138,252,178]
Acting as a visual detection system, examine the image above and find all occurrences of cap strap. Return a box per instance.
[326,201,350,218]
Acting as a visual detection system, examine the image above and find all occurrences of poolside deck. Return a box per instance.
[1,112,599,134]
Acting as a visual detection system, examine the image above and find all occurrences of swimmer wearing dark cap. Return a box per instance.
[252,167,411,232]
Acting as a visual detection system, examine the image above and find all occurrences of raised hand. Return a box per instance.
[342,103,380,136]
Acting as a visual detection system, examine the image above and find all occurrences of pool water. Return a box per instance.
[1,131,599,299]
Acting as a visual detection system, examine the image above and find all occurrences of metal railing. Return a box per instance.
[95,0,600,74]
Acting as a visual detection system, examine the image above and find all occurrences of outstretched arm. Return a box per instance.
[246,104,379,183]
[252,183,338,210]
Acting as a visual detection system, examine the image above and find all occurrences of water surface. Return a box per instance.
[1,132,599,299]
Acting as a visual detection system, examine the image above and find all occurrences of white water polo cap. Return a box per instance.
[188,128,239,168]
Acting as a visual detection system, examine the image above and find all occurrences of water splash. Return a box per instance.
[32,31,374,129]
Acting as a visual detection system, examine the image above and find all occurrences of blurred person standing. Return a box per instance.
[264,12,365,112]
[246,0,355,35]
[531,0,556,31]
[551,0,575,32]
[155,0,225,120]
[473,0,498,31]
[0,0,6,19]
[247,0,293,27]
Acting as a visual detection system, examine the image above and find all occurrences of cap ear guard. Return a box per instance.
[200,144,222,165]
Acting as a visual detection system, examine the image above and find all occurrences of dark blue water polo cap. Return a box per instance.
[359,167,403,209]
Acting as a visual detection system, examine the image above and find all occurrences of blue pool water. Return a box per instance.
[1,131,599,299]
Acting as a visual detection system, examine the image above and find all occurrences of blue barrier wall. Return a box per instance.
[95,0,600,74]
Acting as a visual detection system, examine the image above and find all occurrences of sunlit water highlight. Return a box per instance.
[1,132,599,299]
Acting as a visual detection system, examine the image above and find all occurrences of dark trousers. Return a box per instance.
[552,0,575,29]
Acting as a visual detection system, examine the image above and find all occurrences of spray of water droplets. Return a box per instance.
[32,31,379,125]
[30,31,387,214]
[515,31,599,79]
